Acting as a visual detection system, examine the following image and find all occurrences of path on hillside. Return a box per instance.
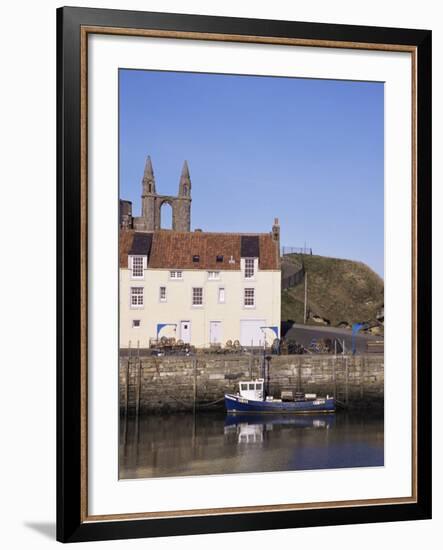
[284,323,381,354]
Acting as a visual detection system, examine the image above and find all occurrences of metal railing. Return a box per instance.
[282,246,313,256]
[281,265,305,290]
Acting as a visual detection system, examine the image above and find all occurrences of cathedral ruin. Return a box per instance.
[119,155,192,232]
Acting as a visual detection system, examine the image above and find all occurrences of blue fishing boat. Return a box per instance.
[224,378,335,414]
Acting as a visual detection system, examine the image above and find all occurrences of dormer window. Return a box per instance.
[130,255,145,279]
[244,258,255,279]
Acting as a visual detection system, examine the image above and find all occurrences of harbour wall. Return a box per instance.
[119,354,384,414]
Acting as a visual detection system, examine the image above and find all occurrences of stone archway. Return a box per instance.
[158,199,174,229]
[150,194,190,232]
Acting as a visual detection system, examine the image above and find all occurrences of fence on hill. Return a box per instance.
[282,246,313,256]
[281,261,305,290]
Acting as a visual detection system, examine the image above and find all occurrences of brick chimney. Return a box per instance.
[272,217,280,244]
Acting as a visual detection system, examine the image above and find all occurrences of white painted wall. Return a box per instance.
[119,265,281,347]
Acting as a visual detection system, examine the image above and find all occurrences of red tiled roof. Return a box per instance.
[119,230,134,268]
[119,230,280,270]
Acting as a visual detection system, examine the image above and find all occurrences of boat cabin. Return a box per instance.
[238,379,264,401]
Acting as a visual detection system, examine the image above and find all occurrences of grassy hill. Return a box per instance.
[281,253,384,329]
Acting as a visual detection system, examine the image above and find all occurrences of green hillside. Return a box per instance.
[281,254,384,329]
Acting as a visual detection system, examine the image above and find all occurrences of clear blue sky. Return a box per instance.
[119,69,384,277]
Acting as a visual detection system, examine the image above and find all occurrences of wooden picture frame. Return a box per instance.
[57,6,432,542]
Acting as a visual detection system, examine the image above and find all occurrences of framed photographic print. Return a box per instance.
[57,6,432,543]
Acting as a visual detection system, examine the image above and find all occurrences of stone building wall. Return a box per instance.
[119,353,384,414]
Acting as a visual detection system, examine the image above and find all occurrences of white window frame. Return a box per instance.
[169,270,183,280]
[129,255,146,279]
[207,271,221,281]
[243,287,256,308]
[159,286,167,303]
[218,286,226,304]
[130,286,144,309]
[192,287,204,307]
[243,257,257,280]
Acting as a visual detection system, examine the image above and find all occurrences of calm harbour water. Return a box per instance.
[119,410,384,479]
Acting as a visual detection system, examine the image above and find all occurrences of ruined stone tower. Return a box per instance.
[128,155,192,232]
[140,155,156,231]
[174,160,192,232]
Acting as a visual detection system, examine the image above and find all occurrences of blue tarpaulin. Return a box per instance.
[156,323,177,338]
[260,326,279,338]
[351,323,367,354]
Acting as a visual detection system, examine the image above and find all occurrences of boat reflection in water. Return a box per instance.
[224,413,336,445]
[120,411,383,479]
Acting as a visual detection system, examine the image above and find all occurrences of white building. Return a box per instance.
[119,225,281,348]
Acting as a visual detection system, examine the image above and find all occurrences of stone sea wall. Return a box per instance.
[119,353,384,413]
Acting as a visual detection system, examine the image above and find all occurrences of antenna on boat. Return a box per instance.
[260,328,266,385]
[260,327,271,397]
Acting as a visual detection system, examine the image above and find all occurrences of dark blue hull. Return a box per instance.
[225,394,335,414]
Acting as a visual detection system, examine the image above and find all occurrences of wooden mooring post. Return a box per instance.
[192,362,197,455]
[125,341,131,416]
[135,341,141,417]
[360,356,365,400]
[333,356,337,399]
[192,358,197,417]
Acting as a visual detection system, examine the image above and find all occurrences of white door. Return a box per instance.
[209,321,222,344]
[240,319,266,346]
[180,321,191,343]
